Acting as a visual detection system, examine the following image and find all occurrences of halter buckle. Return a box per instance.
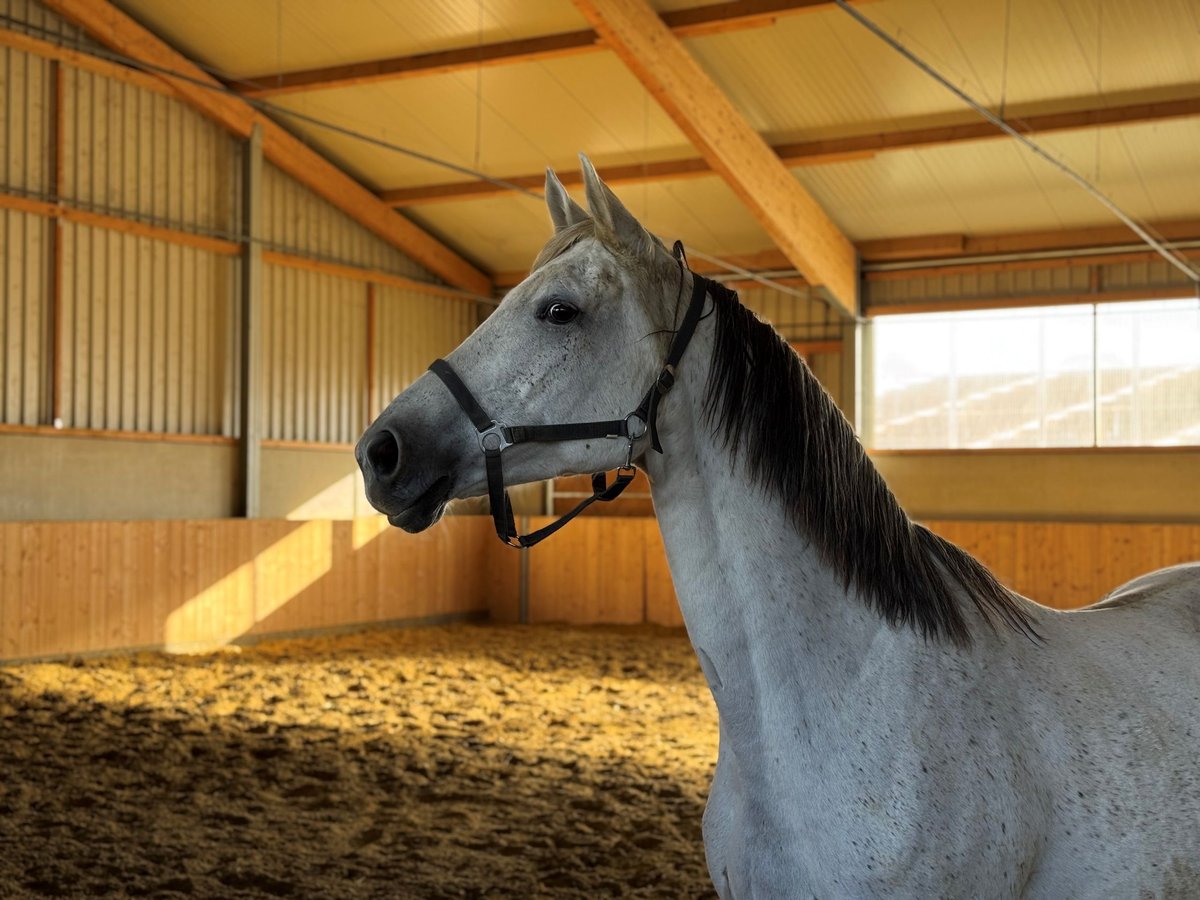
[478,422,513,455]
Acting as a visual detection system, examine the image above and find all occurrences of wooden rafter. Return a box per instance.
[381,92,1200,206]
[36,1,492,296]
[574,0,858,315]
[230,1,858,99]
[493,218,1200,289]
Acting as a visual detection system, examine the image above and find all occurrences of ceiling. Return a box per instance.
[112,0,1200,280]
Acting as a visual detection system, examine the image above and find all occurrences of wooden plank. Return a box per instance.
[1,517,1198,660]
[0,24,169,96]
[791,339,843,357]
[0,189,240,254]
[262,249,473,302]
[580,0,857,313]
[0,422,235,444]
[384,93,1200,208]
[233,1,854,98]
[35,2,491,296]
[865,247,1200,282]
[866,286,1191,317]
[526,516,647,623]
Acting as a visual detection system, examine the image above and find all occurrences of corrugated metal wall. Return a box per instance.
[258,165,478,443]
[262,264,366,444]
[61,68,239,233]
[59,224,237,432]
[261,163,433,281]
[0,0,479,446]
[374,286,477,414]
[0,210,51,425]
[1,21,55,426]
[738,284,841,342]
[736,284,848,410]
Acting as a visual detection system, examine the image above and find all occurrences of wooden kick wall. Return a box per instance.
[0,515,517,662]
[520,517,1200,622]
[3,514,1198,662]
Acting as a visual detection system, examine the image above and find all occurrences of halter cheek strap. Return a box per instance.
[428,271,712,548]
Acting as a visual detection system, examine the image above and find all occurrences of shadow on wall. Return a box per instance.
[0,517,519,662]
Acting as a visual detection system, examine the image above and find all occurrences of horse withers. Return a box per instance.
[356,157,1200,899]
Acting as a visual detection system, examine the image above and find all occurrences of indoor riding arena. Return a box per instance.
[2,1,1198,898]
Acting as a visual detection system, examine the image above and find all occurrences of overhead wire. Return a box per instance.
[832,0,1200,285]
[0,13,814,300]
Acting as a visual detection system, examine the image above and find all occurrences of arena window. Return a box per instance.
[868,298,1200,449]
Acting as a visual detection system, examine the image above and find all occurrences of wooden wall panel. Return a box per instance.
[525,516,648,624]
[644,520,683,627]
[0,515,504,662]
[924,520,1200,609]
[521,517,1200,625]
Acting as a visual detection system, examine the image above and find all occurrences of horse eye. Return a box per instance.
[542,301,579,325]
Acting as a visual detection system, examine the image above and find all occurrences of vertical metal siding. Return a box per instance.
[0,34,53,426]
[738,285,843,341]
[260,163,437,282]
[3,5,474,444]
[60,67,239,235]
[57,223,236,433]
[0,210,51,425]
[374,287,475,414]
[261,263,367,444]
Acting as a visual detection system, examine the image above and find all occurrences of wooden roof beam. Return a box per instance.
[40,0,491,296]
[231,1,860,99]
[381,91,1200,207]
[492,218,1200,288]
[573,0,859,315]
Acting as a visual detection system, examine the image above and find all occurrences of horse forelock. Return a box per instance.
[530,220,597,273]
[700,285,1038,646]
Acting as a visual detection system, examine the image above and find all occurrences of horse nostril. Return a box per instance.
[365,429,402,479]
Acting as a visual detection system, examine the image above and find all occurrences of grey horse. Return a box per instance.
[357,157,1200,899]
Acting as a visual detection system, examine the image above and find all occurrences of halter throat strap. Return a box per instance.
[428,271,711,548]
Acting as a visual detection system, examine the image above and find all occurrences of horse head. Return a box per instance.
[356,157,689,532]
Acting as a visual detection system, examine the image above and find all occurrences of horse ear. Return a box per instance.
[579,154,654,258]
[545,168,590,233]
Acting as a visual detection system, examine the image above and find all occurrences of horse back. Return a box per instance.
[1081,561,1200,622]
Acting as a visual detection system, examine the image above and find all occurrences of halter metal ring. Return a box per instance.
[478,422,512,454]
[624,413,647,441]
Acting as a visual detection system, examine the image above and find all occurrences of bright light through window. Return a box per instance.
[870,299,1200,449]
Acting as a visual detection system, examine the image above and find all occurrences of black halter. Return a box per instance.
[428,269,712,548]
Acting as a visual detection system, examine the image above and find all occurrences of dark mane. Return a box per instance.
[701,282,1037,645]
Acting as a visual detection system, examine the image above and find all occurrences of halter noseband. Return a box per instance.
[428,268,712,549]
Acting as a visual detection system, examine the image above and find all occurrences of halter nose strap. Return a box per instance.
[426,271,712,548]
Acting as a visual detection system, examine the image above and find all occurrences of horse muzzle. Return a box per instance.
[355,422,457,532]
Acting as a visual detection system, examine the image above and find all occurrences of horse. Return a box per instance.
[356,157,1200,899]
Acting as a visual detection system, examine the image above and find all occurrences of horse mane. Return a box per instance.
[701,281,1037,646]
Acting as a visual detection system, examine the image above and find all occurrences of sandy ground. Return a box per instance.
[0,625,718,899]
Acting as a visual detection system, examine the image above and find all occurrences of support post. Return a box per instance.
[238,124,263,517]
[48,60,65,427]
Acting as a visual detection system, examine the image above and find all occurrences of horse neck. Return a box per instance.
[642,323,895,713]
